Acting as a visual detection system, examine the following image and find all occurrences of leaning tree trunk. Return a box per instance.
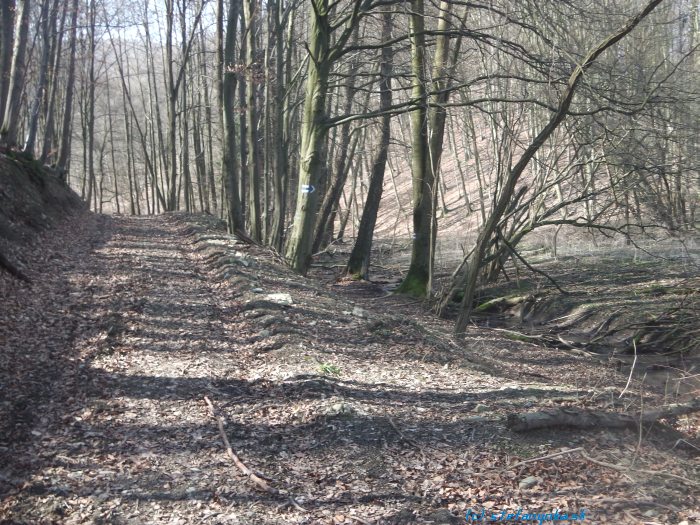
[345,11,393,280]
[454,0,665,334]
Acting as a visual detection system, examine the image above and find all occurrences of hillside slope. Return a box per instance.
[0,150,85,281]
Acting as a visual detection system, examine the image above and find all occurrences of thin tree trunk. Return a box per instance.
[56,0,78,171]
[0,0,14,125]
[223,0,244,231]
[345,10,393,280]
[1,0,30,146]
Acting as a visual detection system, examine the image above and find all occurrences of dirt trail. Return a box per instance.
[1,214,697,524]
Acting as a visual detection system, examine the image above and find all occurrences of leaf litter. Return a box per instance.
[0,212,697,524]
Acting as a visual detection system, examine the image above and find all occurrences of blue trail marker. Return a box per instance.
[301,184,316,194]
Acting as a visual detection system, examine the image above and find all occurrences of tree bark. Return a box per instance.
[284,0,331,274]
[395,0,432,297]
[0,0,15,125]
[57,0,78,172]
[345,11,393,280]
[222,0,245,232]
[24,0,53,155]
[1,0,30,147]
[243,0,262,239]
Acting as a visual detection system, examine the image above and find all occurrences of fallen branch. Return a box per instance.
[204,396,275,493]
[506,399,700,432]
[204,398,308,510]
[510,447,584,468]
[579,450,699,488]
[497,228,568,295]
[387,416,421,449]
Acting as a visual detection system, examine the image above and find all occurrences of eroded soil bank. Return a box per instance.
[1,214,698,524]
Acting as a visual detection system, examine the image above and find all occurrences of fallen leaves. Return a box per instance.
[0,214,697,525]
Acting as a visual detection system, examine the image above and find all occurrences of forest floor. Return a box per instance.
[1,212,698,525]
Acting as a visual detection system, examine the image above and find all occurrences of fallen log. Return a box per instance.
[506,399,700,432]
[475,294,533,313]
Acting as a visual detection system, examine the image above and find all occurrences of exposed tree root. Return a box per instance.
[0,251,30,283]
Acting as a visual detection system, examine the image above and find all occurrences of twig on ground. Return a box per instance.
[579,449,699,487]
[205,396,309,511]
[387,416,421,450]
[205,395,307,513]
[204,396,275,493]
[509,447,584,468]
[619,339,638,398]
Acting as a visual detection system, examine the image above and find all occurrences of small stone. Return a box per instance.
[265,293,293,305]
[259,329,271,338]
[352,306,368,318]
[475,403,489,413]
[251,288,263,293]
[519,475,540,489]
[325,402,355,417]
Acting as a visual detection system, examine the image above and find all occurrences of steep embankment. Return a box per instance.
[0,150,84,280]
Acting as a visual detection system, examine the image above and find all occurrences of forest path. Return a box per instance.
[1,213,697,524]
[2,214,252,523]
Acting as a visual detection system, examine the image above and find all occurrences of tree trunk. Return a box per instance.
[57,0,78,172]
[269,0,287,250]
[222,0,245,232]
[1,0,30,147]
[396,0,432,297]
[0,0,16,126]
[40,0,66,164]
[244,0,262,239]
[24,0,53,155]
[345,11,393,280]
[311,28,361,254]
[284,0,331,274]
